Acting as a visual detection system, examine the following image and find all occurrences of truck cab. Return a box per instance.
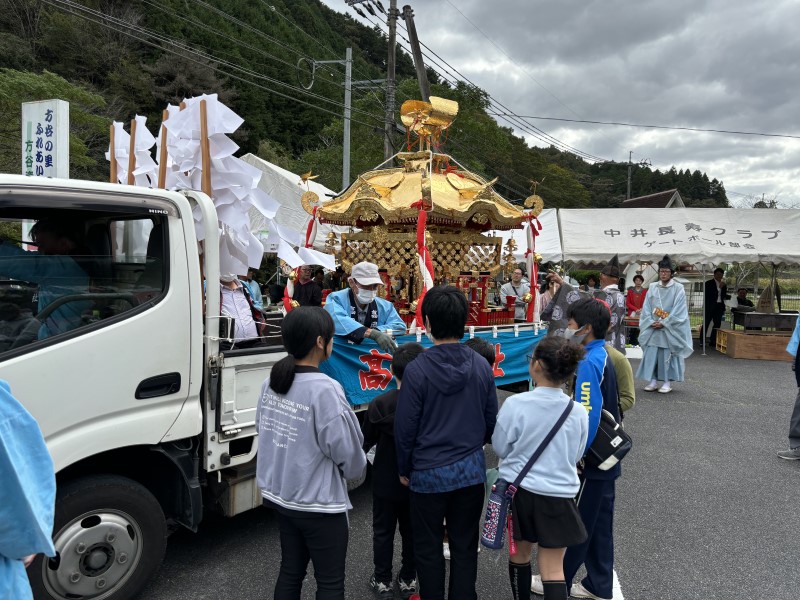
[0,176,284,600]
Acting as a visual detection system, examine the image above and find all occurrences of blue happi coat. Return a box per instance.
[0,380,56,600]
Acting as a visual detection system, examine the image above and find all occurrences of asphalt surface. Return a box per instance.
[142,344,800,599]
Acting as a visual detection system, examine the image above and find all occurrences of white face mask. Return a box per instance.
[356,287,377,305]
[220,274,237,283]
[426,330,435,344]
[564,325,588,345]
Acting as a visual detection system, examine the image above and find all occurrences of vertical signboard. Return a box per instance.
[21,99,69,179]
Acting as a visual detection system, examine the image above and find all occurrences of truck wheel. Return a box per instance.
[30,475,167,600]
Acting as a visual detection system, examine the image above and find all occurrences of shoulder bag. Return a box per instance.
[481,401,574,550]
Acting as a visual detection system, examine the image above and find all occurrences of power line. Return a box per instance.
[358,10,609,163]
[259,1,387,108]
[405,31,607,162]
[442,0,624,155]
[45,0,387,124]
[42,0,385,128]
[487,113,800,140]
[138,0,318,76]
[348,9,591,199]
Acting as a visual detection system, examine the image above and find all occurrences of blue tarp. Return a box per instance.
[320,329,545,406]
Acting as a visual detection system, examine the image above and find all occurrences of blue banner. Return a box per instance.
[320,330,546,406]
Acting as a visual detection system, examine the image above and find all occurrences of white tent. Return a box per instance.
[241,153,350,251]
[485,208,563,265]
[557,208,800,266]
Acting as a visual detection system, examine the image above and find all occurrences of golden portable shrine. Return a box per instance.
[313,96,544,327]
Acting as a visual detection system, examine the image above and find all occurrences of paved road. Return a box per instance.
[142,347,800,599]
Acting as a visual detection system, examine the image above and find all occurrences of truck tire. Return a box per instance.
[29,474,167,600]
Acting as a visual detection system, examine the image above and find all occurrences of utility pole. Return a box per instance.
[385,0,399,160]
[342,47,352,189]
[402,5,430,101]
[297,48,353,190]
[346,0,400,161]
[627,150,633,200]
[626,151,651,200]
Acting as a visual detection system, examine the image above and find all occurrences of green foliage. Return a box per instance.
[0,68,108,178]
[0,0,728,210]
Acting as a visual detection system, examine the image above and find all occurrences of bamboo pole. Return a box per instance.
[157,109,169,189]
[109,123,117,183]
[199,99,212,196]
[127,118,137,186]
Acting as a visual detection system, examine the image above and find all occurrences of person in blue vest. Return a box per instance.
[532,298,620,600]
[0,379,56,600]
[0,218,91,341]
[324,261,406,353]
[777,316,800,460]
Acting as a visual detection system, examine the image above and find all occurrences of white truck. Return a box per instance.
[0,175,293,600]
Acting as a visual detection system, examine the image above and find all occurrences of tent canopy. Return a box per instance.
[485,208,563,266]
[558,208,800,266]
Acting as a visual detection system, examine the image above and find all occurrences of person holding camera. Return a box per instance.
[500,268,531,322]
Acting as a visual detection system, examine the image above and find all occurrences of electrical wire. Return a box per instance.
[442,0,624,154]
[358,9,609,163]
[43,0,386,125]
[259,1,388,109]
[487,113,800,140]
[42,0,385,129]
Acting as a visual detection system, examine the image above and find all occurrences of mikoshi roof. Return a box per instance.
[316,151,525,231]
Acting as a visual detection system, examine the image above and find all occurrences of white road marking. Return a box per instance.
[613,568,625,600]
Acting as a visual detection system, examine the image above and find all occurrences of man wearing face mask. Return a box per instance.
[532,297,620,600]
[219,273,266,349]
[544,255,626,354]
[324,261,406,353]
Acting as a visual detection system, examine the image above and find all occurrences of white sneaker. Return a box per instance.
[658,382,672,394]
[442,542,450,560]
[644,379,659,392]
[570,580,611,600]
[531,574,543,595]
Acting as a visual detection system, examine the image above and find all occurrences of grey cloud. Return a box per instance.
[320,0,800,203]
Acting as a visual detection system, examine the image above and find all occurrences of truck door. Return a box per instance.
[0,184,199,471]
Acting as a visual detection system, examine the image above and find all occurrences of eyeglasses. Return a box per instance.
[525,354,534,363]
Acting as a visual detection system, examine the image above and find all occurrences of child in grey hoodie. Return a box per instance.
[256,307,366,599]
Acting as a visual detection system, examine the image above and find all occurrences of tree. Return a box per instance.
[0,69,108,179]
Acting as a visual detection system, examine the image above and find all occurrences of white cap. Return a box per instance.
[350,261,383,286]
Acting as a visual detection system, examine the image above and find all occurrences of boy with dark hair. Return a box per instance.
[395,286,498,600]
[465,336,496,368]
[532,297,621,600]
[362,342,425,599]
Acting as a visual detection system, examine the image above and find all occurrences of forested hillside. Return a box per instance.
[0,0,728,207]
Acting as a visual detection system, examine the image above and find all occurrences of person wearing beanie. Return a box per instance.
[635,255,694,394]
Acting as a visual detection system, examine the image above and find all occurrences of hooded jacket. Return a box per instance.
[395,343,498,478]
[256,367,366,513]
[361,389,408,500]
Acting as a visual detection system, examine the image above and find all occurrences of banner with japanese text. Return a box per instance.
[21,99,69,179]
[558,208,800,266]
[320,329,545,406]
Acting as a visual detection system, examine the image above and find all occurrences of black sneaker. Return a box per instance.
[397,575,418,599]
[370,575,394,599]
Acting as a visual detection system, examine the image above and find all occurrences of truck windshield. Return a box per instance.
[0,209,166,356]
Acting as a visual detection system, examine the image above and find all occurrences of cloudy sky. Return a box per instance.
[319,0,800,206]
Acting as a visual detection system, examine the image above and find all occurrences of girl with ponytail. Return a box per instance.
[256,306,366,599]
[492,337,590,600]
